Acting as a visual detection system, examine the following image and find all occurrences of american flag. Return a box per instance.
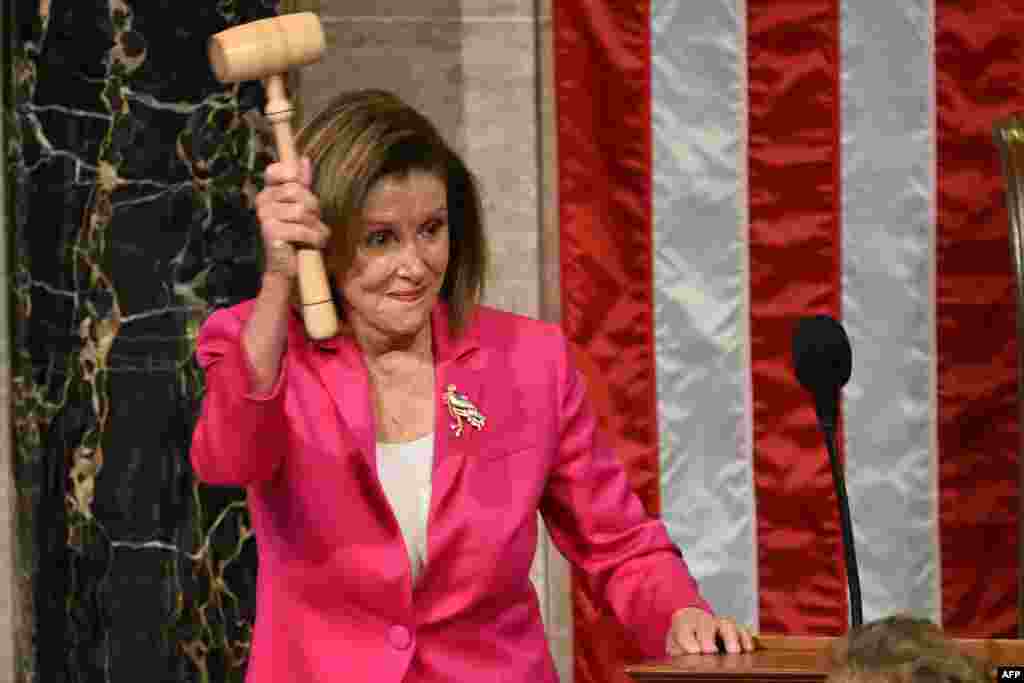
[552,2,1022,682]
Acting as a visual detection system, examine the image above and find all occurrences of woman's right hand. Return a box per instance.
[243,157,329,393]
[255,157,331,281]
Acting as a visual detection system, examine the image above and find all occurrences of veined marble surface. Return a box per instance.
[10,1,277,680]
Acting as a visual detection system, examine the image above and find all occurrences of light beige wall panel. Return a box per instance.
[537,2,559,325]
[299,15,465,147]
[315,1,531,18]
[458,15,538,317]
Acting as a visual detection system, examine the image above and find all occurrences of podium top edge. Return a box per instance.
[625,633,1024,679]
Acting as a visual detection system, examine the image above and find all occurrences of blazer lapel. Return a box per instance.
[435,360,488,458]
[430,303,487,462]
[296,303,487,475]
[296,316,377,468]
[417,304,487,592]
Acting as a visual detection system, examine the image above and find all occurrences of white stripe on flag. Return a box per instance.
[652,0,758,629]
[840,0,941,624]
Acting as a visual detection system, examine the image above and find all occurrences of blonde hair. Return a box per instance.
[294,89,488,334]
[827,616,992,683]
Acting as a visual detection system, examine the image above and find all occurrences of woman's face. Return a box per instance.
[338,170,450,343]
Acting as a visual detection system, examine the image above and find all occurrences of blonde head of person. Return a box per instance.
[827,615,992,683]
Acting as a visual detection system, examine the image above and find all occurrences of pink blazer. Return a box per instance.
[190,300,710,683]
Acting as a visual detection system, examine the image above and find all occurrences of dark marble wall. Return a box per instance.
[9,0,285,680]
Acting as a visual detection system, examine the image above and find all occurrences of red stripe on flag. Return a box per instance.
[935,0,1023,637]
[747,0,848,635]
[553,1,659,681]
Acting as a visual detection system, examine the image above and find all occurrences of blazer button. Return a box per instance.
[388,624,412,650]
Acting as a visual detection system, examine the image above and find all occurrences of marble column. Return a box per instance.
[3,3,20,680]
[10,1,281,680]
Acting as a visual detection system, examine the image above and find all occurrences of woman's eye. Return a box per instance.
[365,230,391,247]
[421,220,446,236]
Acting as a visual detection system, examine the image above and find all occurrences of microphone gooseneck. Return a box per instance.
[791,314,863,629]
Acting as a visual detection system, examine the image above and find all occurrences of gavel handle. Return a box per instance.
[263,74,339,340]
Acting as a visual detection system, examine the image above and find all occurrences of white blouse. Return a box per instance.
[376,432,435,585]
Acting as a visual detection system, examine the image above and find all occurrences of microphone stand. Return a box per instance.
[819,411,863,629]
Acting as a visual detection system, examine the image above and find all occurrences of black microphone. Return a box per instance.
[793,315,852,434]
[791,314,863,628]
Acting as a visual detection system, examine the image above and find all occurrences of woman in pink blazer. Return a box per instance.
[190,89,753,683]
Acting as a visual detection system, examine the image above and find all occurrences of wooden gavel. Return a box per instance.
[209,12,339,340]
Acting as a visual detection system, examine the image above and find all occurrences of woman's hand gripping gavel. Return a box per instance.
[256,158,331,283]
[238,158,332,396]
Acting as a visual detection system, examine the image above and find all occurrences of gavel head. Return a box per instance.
[209,12,325,83]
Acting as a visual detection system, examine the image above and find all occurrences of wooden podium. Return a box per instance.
[625,634,1024,683]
